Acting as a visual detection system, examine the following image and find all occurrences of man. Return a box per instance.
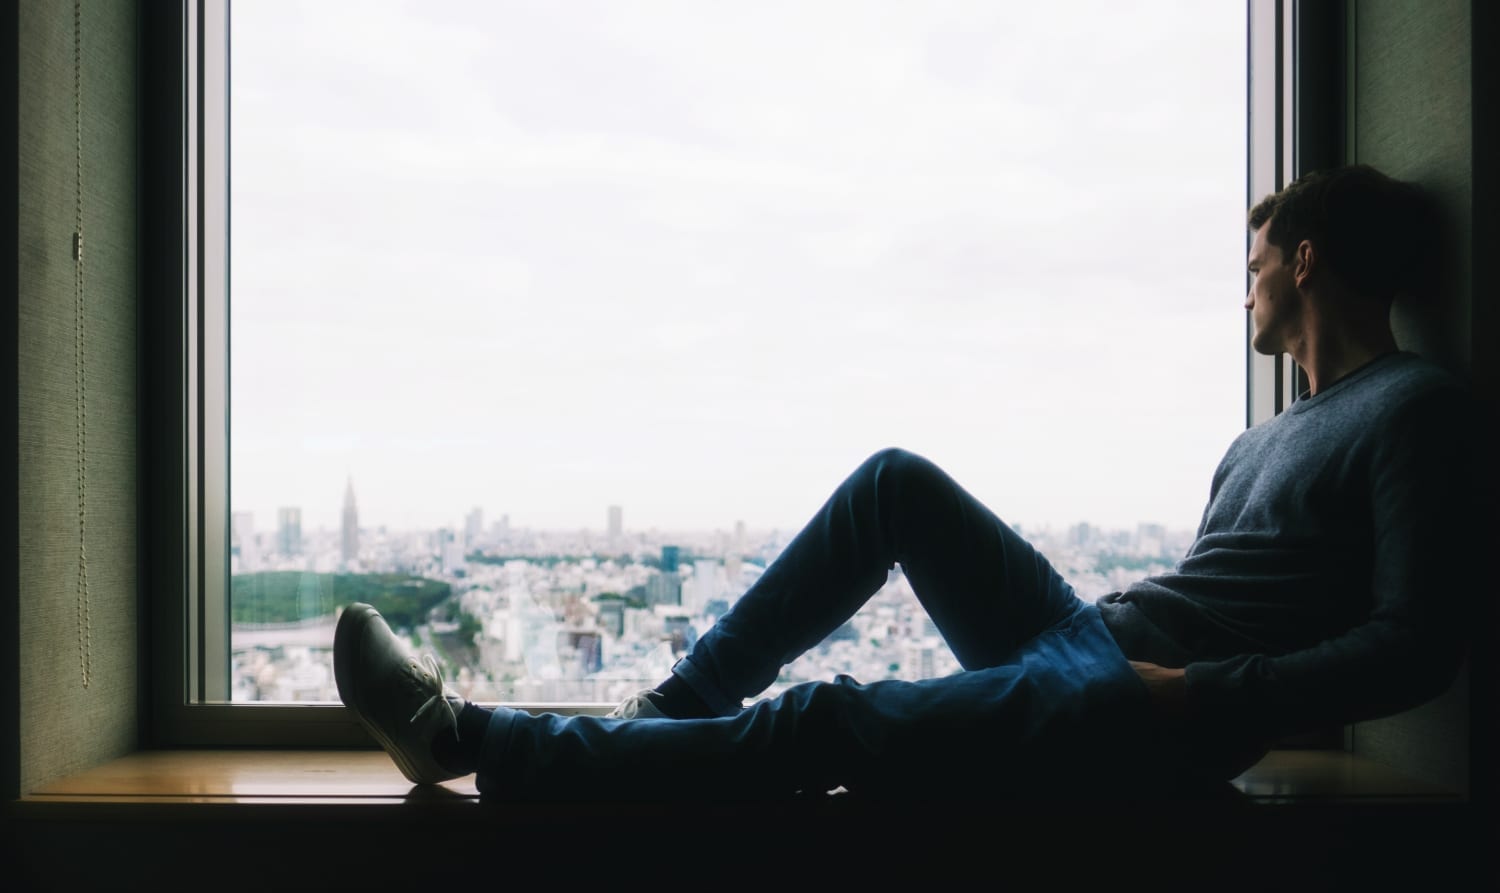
[334,164,1480,801]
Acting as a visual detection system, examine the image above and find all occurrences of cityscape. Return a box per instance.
[228,480,1195,707]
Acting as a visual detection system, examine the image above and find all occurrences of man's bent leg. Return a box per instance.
[479,604,1169,801]
[673,447,1080,714]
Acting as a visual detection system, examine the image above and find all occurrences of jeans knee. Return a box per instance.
[860,447,944,495]
[862,446,931,480]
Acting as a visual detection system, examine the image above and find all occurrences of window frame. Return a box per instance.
[147,0,372,746]
[1246,0,1345,425]
[1246,0,1297,426]
[148,0,1297,747]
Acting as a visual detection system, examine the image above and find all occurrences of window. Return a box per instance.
[151,0,1278,745]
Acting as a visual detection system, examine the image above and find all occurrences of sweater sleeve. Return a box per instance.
[1181,387,1485,746]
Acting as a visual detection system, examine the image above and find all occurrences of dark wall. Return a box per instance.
[1341,0,1494,800]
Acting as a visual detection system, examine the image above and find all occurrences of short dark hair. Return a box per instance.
[1247,164,1437,303]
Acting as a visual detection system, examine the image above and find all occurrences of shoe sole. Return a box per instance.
[334,603,430,785]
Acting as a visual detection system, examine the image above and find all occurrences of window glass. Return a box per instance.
[228,0,1246,704]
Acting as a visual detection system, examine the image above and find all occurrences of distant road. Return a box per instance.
[231,614,338,649]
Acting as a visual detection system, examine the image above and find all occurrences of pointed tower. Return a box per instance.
[341,477,359,569]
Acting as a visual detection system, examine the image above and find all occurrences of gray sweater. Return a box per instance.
[1097,351,1483,774]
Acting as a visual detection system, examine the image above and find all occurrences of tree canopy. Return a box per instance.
[231,571,452,631]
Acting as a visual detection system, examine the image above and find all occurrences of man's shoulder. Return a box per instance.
[1355,354,1487,474]
[1237,352,1477,460]
[1321,351,1471,420]
[1372,353,1477,419]
[1226,352,1479,462]
[1374,350,1465,391]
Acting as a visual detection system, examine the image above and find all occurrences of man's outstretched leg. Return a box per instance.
[646,447,1083,719]
[331,449,1160,797]
[336,598,1165,800]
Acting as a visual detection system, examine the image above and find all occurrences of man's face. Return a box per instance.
[1245,221,1302,356]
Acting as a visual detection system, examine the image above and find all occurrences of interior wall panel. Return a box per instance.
[16,0,139,793]
[1346,0,1473,794]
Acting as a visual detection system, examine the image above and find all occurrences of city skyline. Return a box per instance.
[233,479,1213,536]
[233,490,1198,541]
[229,485,1195,705]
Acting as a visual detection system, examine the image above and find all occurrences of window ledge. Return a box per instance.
[14,747,1462,807]
[22,748,479,806]
[6,749,1481,888]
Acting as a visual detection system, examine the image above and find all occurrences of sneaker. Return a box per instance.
[334,602,467,785]
[607,689,667,719]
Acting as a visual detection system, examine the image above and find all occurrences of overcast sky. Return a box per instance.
[229,0,1248,536]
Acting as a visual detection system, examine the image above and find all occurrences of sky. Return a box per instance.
[229,0,1248,536]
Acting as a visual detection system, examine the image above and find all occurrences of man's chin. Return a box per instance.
[1249,333,1281,356]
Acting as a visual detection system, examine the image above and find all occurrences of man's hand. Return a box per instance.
[1129,660,1188,719]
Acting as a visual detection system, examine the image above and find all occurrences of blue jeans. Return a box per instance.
[476,448,1178,800]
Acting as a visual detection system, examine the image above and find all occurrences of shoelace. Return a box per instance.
[406,653,461,737]
[609,690,659,719]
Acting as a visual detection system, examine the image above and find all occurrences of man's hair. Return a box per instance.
[1247,164,1438,303]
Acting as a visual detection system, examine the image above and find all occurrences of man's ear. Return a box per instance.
[1293,239,1315,288]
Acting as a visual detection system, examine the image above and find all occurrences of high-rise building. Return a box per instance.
[277,507,302,557]
[465,506,484,547]
[438,528,466,576]
[563,631,603,675]
[1135,522,1166,555]
[660,544,680,573]
[685,559,724,615]
[662,614,697,654]
[231,511,258,572]
[341,478,359,568]
[1068,522,1094,548]
[595,598,625,638]
[607,505,623,544]
[646,570,681,607]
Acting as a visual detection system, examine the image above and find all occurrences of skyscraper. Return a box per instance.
[686,559,724,615]
[647,569,681,607]
[607,505,623,544]
[341,479,359,568]
[596,598,625,638]
[277,507,302,557]
[465,506,484,547]
[438,528,466,576]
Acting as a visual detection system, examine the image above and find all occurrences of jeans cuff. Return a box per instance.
[670,656,742,717]
[473,705,518,797]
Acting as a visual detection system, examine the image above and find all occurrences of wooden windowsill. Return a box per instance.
[14,747,1462,808]
[22,749,479,805]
